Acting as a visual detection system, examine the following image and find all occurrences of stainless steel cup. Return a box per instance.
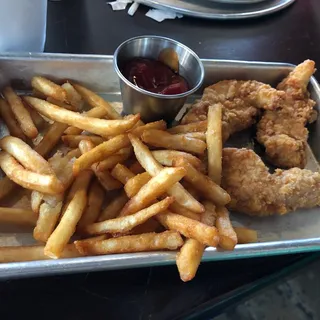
[113,35,204,123]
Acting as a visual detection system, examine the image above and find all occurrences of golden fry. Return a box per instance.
[169,202,201,221]
[34,122,69,158]
[33,202,63,242]
[130,120,166,137]
[72,83,122,119]
[207,104,223,184]
[77,180,105,230]
[0,98,26,141]
[46,97,75,110]
[120,167,186,217]
[175,132,206,142]
[31,76,67,102]
[62,135,104,148]
[23,101,47,130]
[111,164,135,185]
[234,227,257,244]
[0,136,54,175]
[151,150,204,171]
[142,129,206,155]
[173,157,230,206]
[124,172,152,198]
[98,191,128,221]
[3,86,38,139]
[176,239,205,282]
[216,207,237,250]
[24,97,140,138]
[75,230,183,255]
[201,200,217,227]
[168,120,207,134]
[64,106,109,135]
[84,197,174,235]
[0,207,37,226]
[0,244,81,263]
[0,152,64,194]
[61,82,84,110]
[74,134,130,175]
[96,148,132,172]
[157,211,219,247]
[129,134,204,213]
[93,167,123,191]
[66,148,81,159]
[45,189,88,258]
[31,191,44,214]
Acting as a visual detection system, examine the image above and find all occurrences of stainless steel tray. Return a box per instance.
[0,53,319,279]
[136,0,295,20]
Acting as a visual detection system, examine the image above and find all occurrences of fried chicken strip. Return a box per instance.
[257,60,316,168]
[221,148,320,216]
[181,80,285,142]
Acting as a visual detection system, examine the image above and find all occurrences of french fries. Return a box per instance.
[0,77,257,282]
[78,140,122,190]
[3,86,38,139]
[151,150,204,171]
[157,211,219,247]
[31,76,67,102]
[77,180,105,230]
[234,227,257,244]
[96,148,132,172]
[129,134,204,213]
[111,164,135,185]
[74,135,130,175]
[124,172,152,198]
[0,98,26,141]
[0,152,63,194]
[64,106,109,135]
[75,231,183,255]
[176,239,204,282]
[61,82,84,109]
[34,122,69,157]
[72,83,122,120]
[216,207,237,250]
[62,135,104,148]
[207,104,223,184]
[142,129,206,155]
[84,197,174,235]
[130,120,166,137]
[45,188,88,258]
[0,207,37,226]
[23,97,140,138]
[0,136,54,175]
[98,191,128,221]
[168,120,207,134]
[173,157,230,206]
[120,167,186,217]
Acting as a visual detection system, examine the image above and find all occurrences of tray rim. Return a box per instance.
[0,52,320,279]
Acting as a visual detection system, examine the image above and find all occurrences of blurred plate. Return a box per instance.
[137,0,296,20]
[209,0,268,4]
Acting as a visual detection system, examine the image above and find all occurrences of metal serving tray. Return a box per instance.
[0,53,319,279]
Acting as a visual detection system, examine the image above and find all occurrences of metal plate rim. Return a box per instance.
[136,0,296,20]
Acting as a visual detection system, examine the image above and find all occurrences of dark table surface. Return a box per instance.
[2,0,320,319]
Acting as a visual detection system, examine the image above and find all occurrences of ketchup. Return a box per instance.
[122,58,189,95]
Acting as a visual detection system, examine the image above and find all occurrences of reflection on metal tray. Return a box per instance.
[0,53,319,279]
[209,0,268,4]
[136,0,296,20]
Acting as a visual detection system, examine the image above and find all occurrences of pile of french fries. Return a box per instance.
[0,76,257,281]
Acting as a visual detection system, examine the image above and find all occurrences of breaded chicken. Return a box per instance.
[221,148,320,216]
[257,60,317,168]
[182,80,286,142]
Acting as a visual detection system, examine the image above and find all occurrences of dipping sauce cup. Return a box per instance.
[113,35,204,123]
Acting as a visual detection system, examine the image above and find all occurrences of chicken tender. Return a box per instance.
[257,60,317,168]
[182,80,286,142]
[221,148,320,216]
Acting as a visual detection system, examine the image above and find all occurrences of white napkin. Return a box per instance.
[107,0,183,22]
